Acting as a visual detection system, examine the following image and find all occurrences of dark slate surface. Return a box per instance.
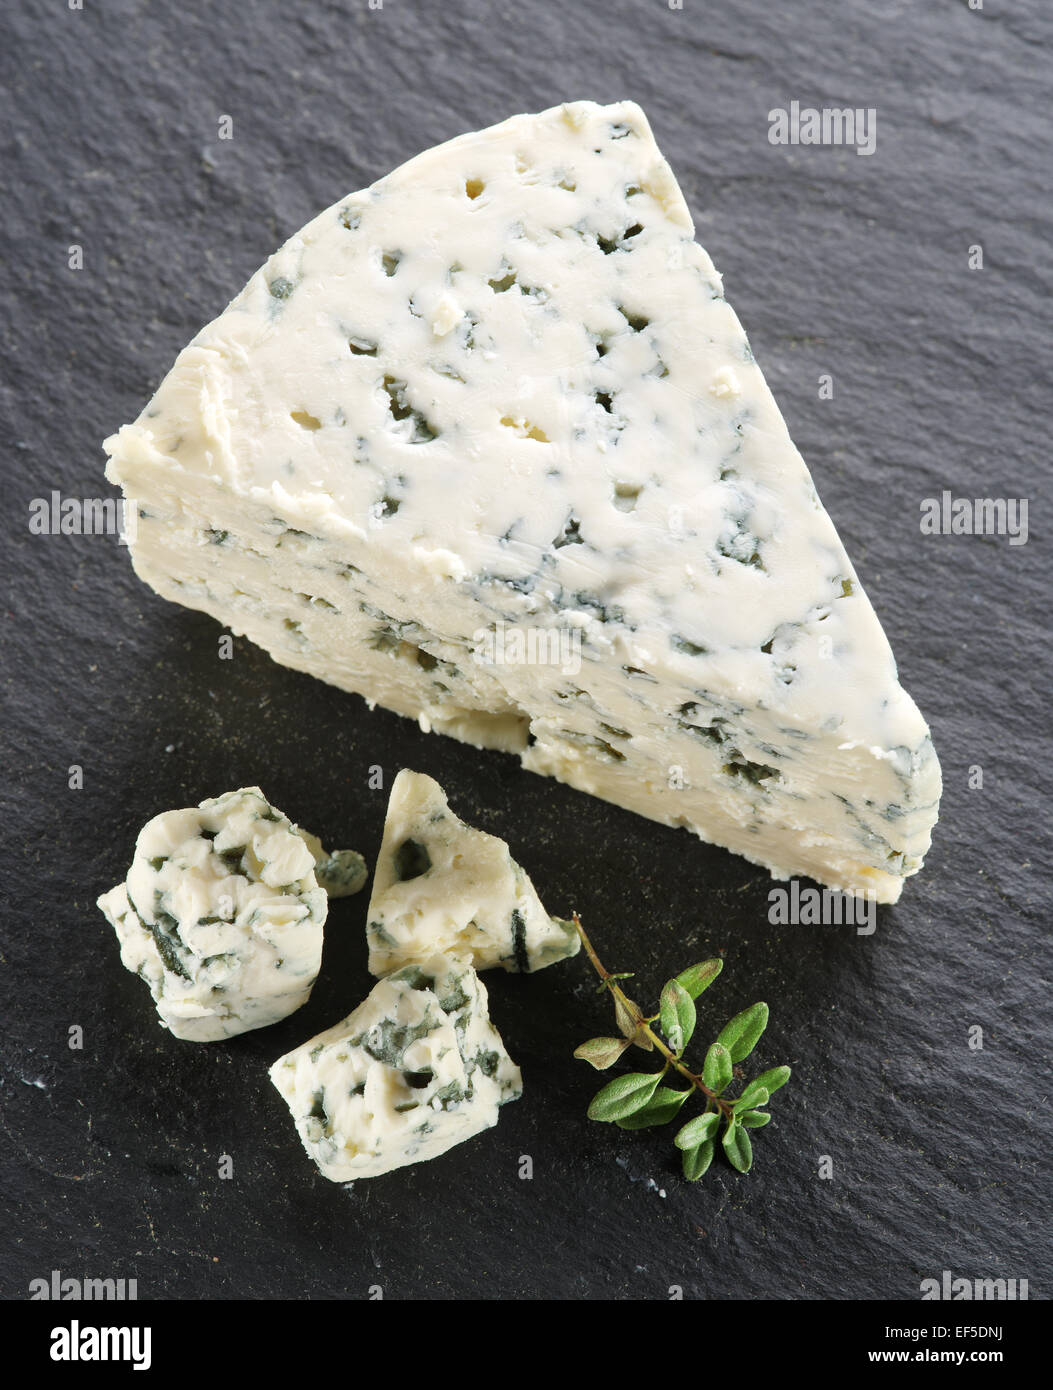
[2,0,1049,1301]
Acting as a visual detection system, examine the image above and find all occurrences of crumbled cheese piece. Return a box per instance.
[366,769,579,977]
[294,829,368,898]
[269,952,521,1181]
[709,366,741,397]
[97,787,335,1040]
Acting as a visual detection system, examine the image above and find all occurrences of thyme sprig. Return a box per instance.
[571,914,790,1179]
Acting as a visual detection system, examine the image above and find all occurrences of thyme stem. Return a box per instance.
[571,913,734,1119]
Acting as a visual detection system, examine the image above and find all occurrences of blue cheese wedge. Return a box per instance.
[366,769,578,977]
[96,786,358,1041]
[269,952,521,1181]
[104,99,940,902]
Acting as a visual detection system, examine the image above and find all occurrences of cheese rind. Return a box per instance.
[268,952,521,1181]
[366,769,579,977]
[104,99,941,901]
[97,787,333,1040]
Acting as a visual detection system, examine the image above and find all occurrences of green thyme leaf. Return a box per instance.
[587,1071,661,1122]
[703,1041,733,1094]
[675,958,723,999]
[674,1110,720,1150]
[615,1086,691,1130]
[733,1081,770,1111]
[751,1064,791,1096]
[659,979,696,1056]
[739,1110,772,1129]
[574,1036,631,1071]
[715,1002,769,1062]
[682,1138,716,1181]
[723,1119,753,1173]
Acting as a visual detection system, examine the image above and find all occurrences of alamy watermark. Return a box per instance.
[30,1269,137,1300]
[472,621,582,676]
[28,491,137,544]
[768,102,877,157]
[768,882,876,935]
[920,491,1028,545]
[50,1322,151,1370]
[920,1270,1028,1301]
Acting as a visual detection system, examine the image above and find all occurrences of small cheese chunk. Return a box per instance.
[97,787,333,1041]
[294,829,369,898]
[269,952,521,1181]
[366,769,579,977]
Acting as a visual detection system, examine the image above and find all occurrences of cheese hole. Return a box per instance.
[465,178,485,200]
[381,251,401,276]
[382,377,439,443]
[429,707,531,755]
[290,410,322,431]
[613,483,641,512]
[431,363,465,382]
[349,338,378,356]
[599,223,644,255]
[558,175,577,192]
[722,757,779,786]
[552,516,582,549]
[500,415,548,442]
[394,838,432,881]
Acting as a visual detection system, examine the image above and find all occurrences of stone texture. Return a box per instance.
[1,0,1049,1300]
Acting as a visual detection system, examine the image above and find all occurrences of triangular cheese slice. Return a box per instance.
[104,100,940,901]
